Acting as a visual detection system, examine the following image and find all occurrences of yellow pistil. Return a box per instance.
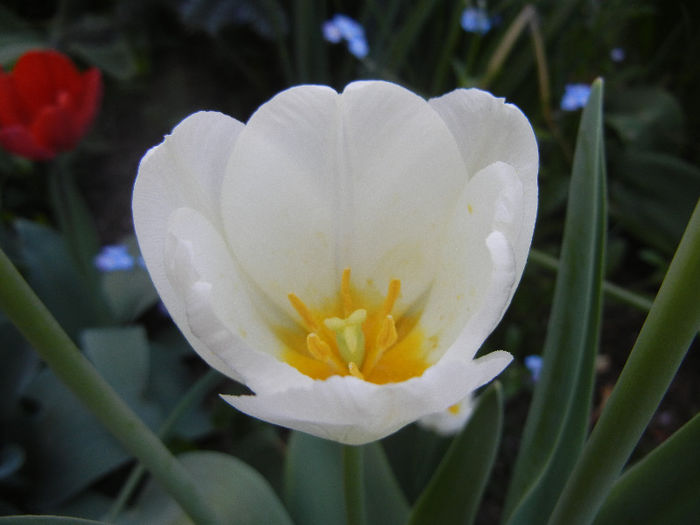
[325,308,367,366]
[282,268,430,383]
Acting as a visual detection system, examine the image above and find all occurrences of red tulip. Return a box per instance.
[0,49,102,160]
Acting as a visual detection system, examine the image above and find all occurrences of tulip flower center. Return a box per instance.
[283,268,430,384]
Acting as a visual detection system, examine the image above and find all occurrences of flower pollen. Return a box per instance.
[283,268,430,384]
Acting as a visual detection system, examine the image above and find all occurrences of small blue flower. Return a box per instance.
[322,14,369,59]
[460,7,492,35]
[347,37,369,59]
[94,244,134,272]
[322,20,343,43]
[610,47,625,62]
[560,83,591,111]
[524,355,543,382]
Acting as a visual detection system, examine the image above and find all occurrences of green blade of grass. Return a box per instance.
[408,383,503,525]
[548,198,700,525]
[592,412,700,525]
[503,78,607,524]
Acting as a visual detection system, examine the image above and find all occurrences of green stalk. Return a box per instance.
[0,247,222,525]
[547,199,700,525]
[343,445,366,525]
[104,369,223,522]
[479,5,535,89]
[528,248,654,312]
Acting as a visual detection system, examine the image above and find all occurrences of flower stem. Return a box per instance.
[547,199,700,525]
[0,247,222,525]
[343,445,366,525]
[104,369,223,522]
[529,248,654,312]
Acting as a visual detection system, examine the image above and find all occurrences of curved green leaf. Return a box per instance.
[593,413,700,525]
[364,442,410,525]
[284,432,409,525]
[285,432,344,525]
[548,199,700,525]
[0,518,106,524]
[120,451,293,525]
[503,79,607,524]
[408,382,503,525]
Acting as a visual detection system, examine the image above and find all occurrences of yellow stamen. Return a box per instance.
[348,362,365,380]
[448,404,461,415]
[363,315,398,375]
[376,315,398,350]
[382,279,401,317]
[282,269,429,384]
[341,267,353,316]
[288,293,319,331]
[307,333,345,373]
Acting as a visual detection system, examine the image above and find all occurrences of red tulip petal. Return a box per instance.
[12,50,82,118]
[0,125,56,160]
[31,103,80,152]
[74,68,102,135]
[0,72,29,126]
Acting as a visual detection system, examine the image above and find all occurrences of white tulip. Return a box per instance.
[133,81,538,445]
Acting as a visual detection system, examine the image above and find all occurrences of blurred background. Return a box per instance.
[0,1,698,523]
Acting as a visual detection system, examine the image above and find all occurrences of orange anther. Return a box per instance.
[289,293,318,331]
[382,279,401,316]
[348,362,365,380]
[341,268,353,316]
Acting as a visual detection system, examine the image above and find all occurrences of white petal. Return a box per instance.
[222,350,511,445]
[133,111,245,375]
[429,89,538,287]
[418,394,474,436]
[419,162,521,361]
[165,207,312,393]
[220,81,466,318]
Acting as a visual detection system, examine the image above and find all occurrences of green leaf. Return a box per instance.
[284,432,409,525]
[0,319,38,419]
[547,201,700,525]
[364,443,410,525]
[18,327,163,507]
[408,382,503,525]
[148,328,214,440]
[15,220,102,339]
[381,424,448,503]
[0,518,107,524]
[593,413,700,525]
[503,79,607,524]
[120,451,293,525]
[388,0,440,72]
[81,326,162,428]
[610,151,700,255]
[605,87,684,152]
[285,432,344,525]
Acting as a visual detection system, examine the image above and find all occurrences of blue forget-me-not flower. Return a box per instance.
[610,47,625,62]
[94,244,135,272]
[524,354,543,382]
[322,14,369,59]
[560,83,591,111]
[461,7,493,35]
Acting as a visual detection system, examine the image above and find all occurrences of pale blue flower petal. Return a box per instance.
[322,14,369,58]
[560,83,591,111]
[524,354,543,382]
[348,36,369,58]
[610,47,625,62]
[94,245,134,272]
[461,7,492,35]
[322,20,342,43]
